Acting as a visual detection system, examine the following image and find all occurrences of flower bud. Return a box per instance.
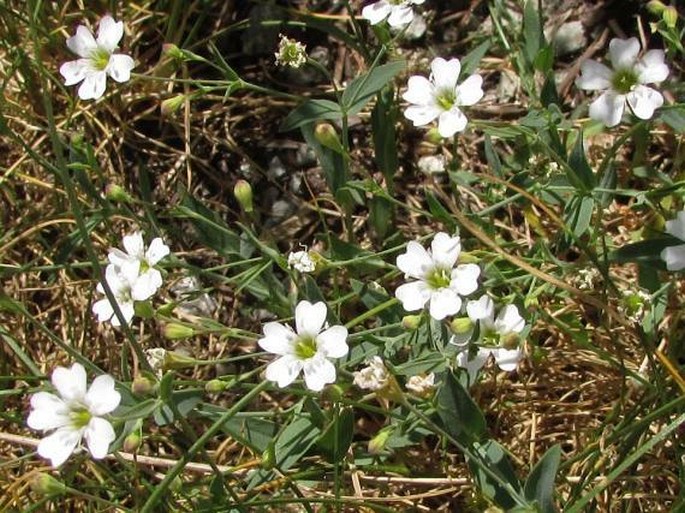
[647,1,667,14]
[164,323,195,340]
[368,428,392,455]
[162,43,184,60]
[450,317,473,335]
[104,183,133,203]
[30,473,66,496]
[131,375,155,396]
[169,475,183,493]
[426,127,443,144]
[323,383,345,402]
[123,420,143,453]
[233,180,254,213]
[164,350,201,369]
[314,122,344,154]
[261,442,276,470]
[401,314,422,330]
[161,95,186,116]
[664,6,678,28]
[205,379,227,393]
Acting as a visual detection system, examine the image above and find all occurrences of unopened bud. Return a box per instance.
[233,180,254,213]
[161,95,186,115]
[164,350,200,369]
[104,183,133,203]
[123,420,143,453]
[30,473,66,496]
[426,127,443,144]
[401,314,421,330]
[261,442,276,470]
[647,1,667,14]
[368,428,392,455]
[132,375,155,396]
[205,379,227,393]
[450,317,473,335]
[500,332,520,349]
[323,383,344,402]
[664,6,678,28]
[169,475,183,493]
[164,323,195,340]
[314,122,345,154]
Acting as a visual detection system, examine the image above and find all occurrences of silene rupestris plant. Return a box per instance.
[1,1,684,512]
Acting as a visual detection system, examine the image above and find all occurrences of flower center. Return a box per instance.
[294,335,318,360]
[611,68,639,95]
[436,89,457,111]
[426,267,452,290]
[69,407,92,429]
[89,47,111,71]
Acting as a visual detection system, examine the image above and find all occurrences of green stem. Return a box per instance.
[344,298,399,330]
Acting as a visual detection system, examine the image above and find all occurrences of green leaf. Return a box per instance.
[301,123,348,198]
[371,86,399,183]
[341,60,406,115]
[567,131,596,190]
[564,195,594,237]
[523,0,544,66]
[524,444,561,513]
[425,191,457,231]
[469,439,523,510]
[540,73,559,107]
[369,196,394,240]
[609,238,675,265]
[275,415,322,471]
[484,134,503,177]
[317,407,354,463]
[460,40,491,77]
[436,369,487,444]
[659,106,685,133]
[281,99,342,132]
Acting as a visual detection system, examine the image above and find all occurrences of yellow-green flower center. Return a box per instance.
[426,267,452,289]
[611,68,639,95]
[294,335,318,359]
[70,407,92,429]
[436,89,456,111]
[90,48,111,71]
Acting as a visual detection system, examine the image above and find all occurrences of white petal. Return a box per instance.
[609,37,640,70]
[428,288,462,320]
[117,260,142,286]
[387,5,414,27]
[265,355,303,388]
[361,1,392,25]
[302,357,337,391]
[66,25,97,58]
[665,212,685,241]
[37,427,82,467]
[85,375,121,416]
[403,75,435,106]
[449,329,474,347]
[575,60,612,90]
[258,322,296,355]
[27,393,69,431]
[60,59,90,86]
[316,325,349,358]
[466,295,494,322]
[494,304,525,335]
[131,269,163,301]
[661,244,685,271]
[404,104,441,126]
[92,297,114,322]
[395,280,431,312]
[430,232,461,269]
[77,70,107,100]
[122,232,144,258]
[110,301,135,327]
[457,74,484,106]
[450,264,481,295]
[107,54,135,83]
[437,108,468,137]
[637,50,669,84]
[456,348,490,384]
[84,417,116,459]
[410,0,426,4]
[52,363,87,402]
[96,15,124,52]
[588,91,625,127]
[295,300,327,336]
[626,85,663,120]
[108,248,133,268]
[145,238,170,265]
[396,240,432,278]
[492,347,523,371]
[431,57,460,93]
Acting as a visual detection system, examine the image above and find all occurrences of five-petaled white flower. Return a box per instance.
[395,232,480,320]
[27,363,120,467]
[353,356,390,391]
[575,37,669,127]
[92,260,141,327]
[661,210,685,271]
[403,57,484,138]
[258,300,349,391]
[60,15,135,100]
[455,296,525,382]
[108,232,170,300]
[362,0,425,28]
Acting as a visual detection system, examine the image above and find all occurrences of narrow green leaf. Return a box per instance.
[275,415,322,471]
[609,238,675,264]
[460,40,491,77]
[523,0,544,65]
[484,134,503,177]
[659,107,685,133]
[317,407,354,463]
[436,369,487,444]
[568,131,596,190]
[371,86,399,184]
[341,60,405,115]
[524,444,561,513]
[468,439,524,510]
[281,99,342,132]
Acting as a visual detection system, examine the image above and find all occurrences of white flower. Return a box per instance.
[288,250,316,273]
[27,363,120,467]
[108,232,170,300]
[661,211,685,271]
[59,15,135,100]
[456,346,524,383]
[258,300,349,391]
[353,356,389,391]
[575,37,669,127]
[275,34,308,68]
[395,232,480,320]
[92,261,141,327]
[362,0,425,28]
[405,372,436,396]
[403,57,484,138]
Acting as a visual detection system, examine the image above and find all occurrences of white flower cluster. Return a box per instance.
[353,356,390,391]
[92,232,169,326]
